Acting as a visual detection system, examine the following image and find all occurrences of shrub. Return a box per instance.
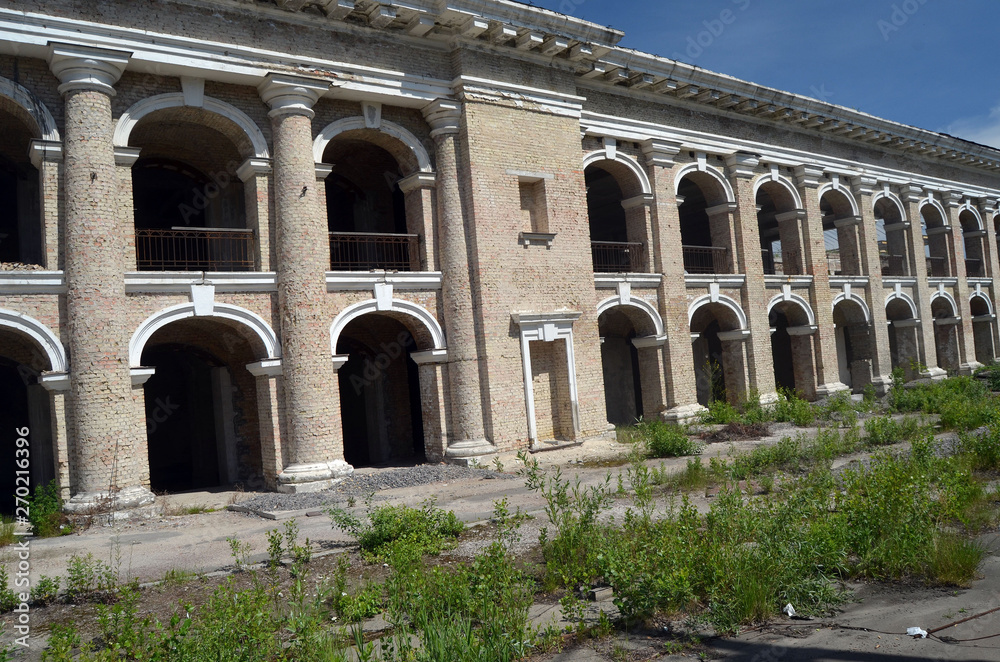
[65,553,117,603]
[928,533,985,586]
[771,390,816,427]
[30,575,60,606]
[28,481,68,538]
[639,421,701,458]
[0,567,18,613]
[959,424,1000,470]
[703,399,741,425]
[328,498,464,561]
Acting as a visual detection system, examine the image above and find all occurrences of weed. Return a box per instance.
[0,567,18,612]
[161,568,197,587]
[771,390,816,427]
[638,420,702,458]
[0,517,15,547]
[928,533,986,586]
[65,552,117,603]
[328,498,464,561]
[227,536,253,570]
[28,480,69,537]
[30,575,60,606]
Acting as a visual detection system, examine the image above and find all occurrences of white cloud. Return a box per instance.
[946,104,1000,149]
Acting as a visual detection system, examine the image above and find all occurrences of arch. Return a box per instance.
[596,295,664,337]
[330,298,446,355]
[832,291,872,323]
[958,203,984,231]
[920,196,949,225]
[884,291,919,320]
[930,289,959,317]
[674,163,735,203]
[0,76,59,141]
[766,293,816,326]
[113,93,270,158]
[753,172,802,209]
[817,182,860,217]
[0,308,67,373]
[313,117,432,173]
[688,294,748,330]
[872,189,907,222]
[583,151,652,196]
[971,291,995,316]
[129,302,279,368]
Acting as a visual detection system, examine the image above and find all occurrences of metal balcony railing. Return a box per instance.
[761,249,786,275]
[880,254,906,277]
[591,241,645,273]
[966,258,984,277]
[329,232,418,271]
[682,245,729,274]
[926,256,949,277]
[135,227,255,272]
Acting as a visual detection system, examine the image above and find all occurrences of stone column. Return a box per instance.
[775,209,806,275]
[237,158,274,272]
[248,360,283,490]
[422,99,493,459]
[28,140,63,270]
[852,177,894,393]
[47,43,155,513]
[787,329,818,400]
[399,172,438,272]
[114,147,141,268]
[727,153,777,403]
[718,332,749,404]
[900,185,946,378]
[258,73,352,492]
[978,198,1000,360]
[642,139,704,421]
[632,337,668,420]
[412,350,449,461]
[944,191,981,374]
[795,166,850,396]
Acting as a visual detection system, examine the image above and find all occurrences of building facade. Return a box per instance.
[1,0,999,510]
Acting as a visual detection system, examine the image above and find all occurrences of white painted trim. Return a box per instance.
[113,93,270,158]
[920,196,949,225]
[129,302,280,367]
[930,289,959,316]
[124,271,278,293]
[833,290,873,323]
[596,295,665,336]
[873,189,908,222]
[512,313,582,443]
[0,308,68,373]
[594,273,663,289]
[313,116,432,172]
[763,274,813,288]
[130,367,155,386]
[817,181,860,217]
[766,293,817,326]
[329,297,446,355]
[884,290,919,320]
[246,359,283,377]
[325,271,443,291]
[582,150,652,196]
[753,171,803,209]
[971,291,995,316]
[688,294,748,330]
[958,202,984,231]
[674,162,735,203]
[0,271,67,294]
[0,75,59,141]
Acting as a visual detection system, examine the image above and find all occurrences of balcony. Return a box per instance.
[926,256,949,278]
[880,254,907,277]
[329,232,418,272]
[591,241,645,273]
[761,249,784,276]
[683,245,729,275]
[135,227,255,272]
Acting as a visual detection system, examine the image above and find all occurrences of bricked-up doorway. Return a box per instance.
[140,319,263,492]
[886,298,921,379]
[0,106,42,267]
[971,295,996,364]
[690,302,747,406]
[598,308,643,426]
[931,297,960,373]
[128,107,251,272]
[0,330,55,513]
[833,299,873,392]
[335,314,424,467]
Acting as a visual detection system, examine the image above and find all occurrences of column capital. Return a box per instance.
[899,184,925,203]
[793,164,824,189]
[942,190,964,208]
[258,72,330,119]
[641,138,683,167]
[28,140,63,169]
[422,99,462,137]
[47,42,130,96]
[725,151,760,179]
[977,197,997,216]
[237,157,273,182]
[852,175,879,196]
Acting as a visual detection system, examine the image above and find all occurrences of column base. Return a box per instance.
[63,485,156,519]
[815,382,851,397]
[276,460,353,494]
[920,367,948,381]
[444,439,496,466]
[870,375,894,396]
[663,403,708,424]
[959,361,984,376]
[758,391,781,406]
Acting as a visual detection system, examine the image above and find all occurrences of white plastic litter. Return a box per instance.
[783,604,796,618]
[906,627,928,638]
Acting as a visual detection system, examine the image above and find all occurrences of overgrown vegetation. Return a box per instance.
[28,480,70,538]
[327,498,465,561]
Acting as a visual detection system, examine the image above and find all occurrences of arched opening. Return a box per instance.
[960,210,986,277]
[0,328,56,512]
[970,296,995,365]
[598,307,649,425]
[129,107,252,272]
[769,301,815,398]
[585,161,648,273]
[756,181,802,276]
[691,302,746,405]
[679,171,732,274]
[0,100,42,267]
[833,300,873,392]
[921,204,950,277]
[140,318,262,492]
[820,190,860,276]
[886,298,920,379]
[874,197,908,277]
[335,314,425,467]
[324,134,421,272]
[931,297,960,373]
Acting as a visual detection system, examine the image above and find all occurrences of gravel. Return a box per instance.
[236,464,517,514]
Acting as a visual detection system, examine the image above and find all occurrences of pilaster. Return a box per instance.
[943,191,981,373]
[852,176,894,392]
[900,185,945,378]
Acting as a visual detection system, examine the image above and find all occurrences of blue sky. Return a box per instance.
[527,0,1000,148]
